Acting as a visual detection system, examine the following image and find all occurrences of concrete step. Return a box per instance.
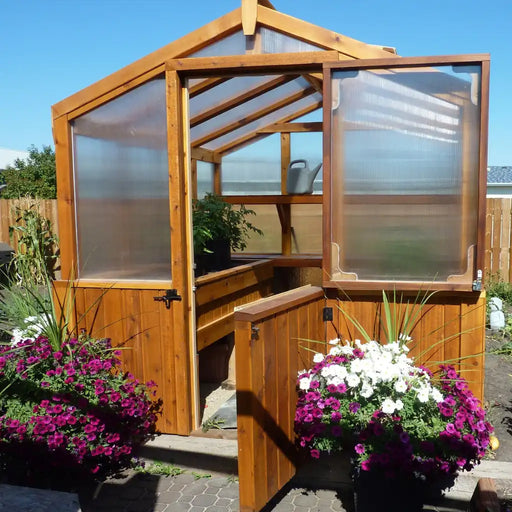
[139,434,239,477]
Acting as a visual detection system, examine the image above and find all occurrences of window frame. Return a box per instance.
[322,54,490,291]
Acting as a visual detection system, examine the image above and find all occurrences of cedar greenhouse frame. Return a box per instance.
[52,1,490,510]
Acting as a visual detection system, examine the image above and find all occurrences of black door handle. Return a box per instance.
[154,289,182,309]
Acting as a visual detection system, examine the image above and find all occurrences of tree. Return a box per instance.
[1,145,56,199]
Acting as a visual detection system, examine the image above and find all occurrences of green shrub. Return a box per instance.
[486,272,512,306]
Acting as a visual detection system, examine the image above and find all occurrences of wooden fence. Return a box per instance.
[485,197,512,280]
[1,197,511,282]
[0,198,59,251]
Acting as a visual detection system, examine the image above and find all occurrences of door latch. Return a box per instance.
[154,289,182,309]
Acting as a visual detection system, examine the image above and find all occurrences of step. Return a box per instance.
[139,434,239,477]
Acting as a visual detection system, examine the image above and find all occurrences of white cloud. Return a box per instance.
[0,147,29,169]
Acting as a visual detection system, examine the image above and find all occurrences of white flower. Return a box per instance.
[299,377,312,390]
[394,379,408,393]
[416,387,430,403]
[327,376,343,387]
[398,333,412,343]
[313,353,324,363]
[340,344,354,355]
[329,338,340,345]
[350,358,364,374]
[329,345,342,356]
[431,388,444,403]
[394,399,404,411]
[360,382,374,398]
[346,373,360,387]
[381,398,396,414]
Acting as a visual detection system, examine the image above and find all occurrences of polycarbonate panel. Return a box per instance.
[204,92,322,151]
[330,64,481,282]
[222,136,281,195]
[72,78,171,281]
[196,161,214,198]
[258,27,323,53]
[191,77,310,143]
[189,76,272,118]
[188,31,246,57]
[236,204,280,253]
[187,27,322,58]
[291,205,322,254]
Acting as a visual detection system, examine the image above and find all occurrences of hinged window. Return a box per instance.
[323,55,489,291]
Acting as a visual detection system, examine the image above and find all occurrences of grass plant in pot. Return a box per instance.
[294,292,495,512]
[192,193,263,276]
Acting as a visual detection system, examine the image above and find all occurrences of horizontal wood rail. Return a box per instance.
[232,254,322,267]
[221,194,322,204]
[195,260,274,351]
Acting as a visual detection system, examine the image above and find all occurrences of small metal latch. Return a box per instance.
[154,289,182,309]
[472,269,483,292]
[251,325,260,340]
[323,307,333,322]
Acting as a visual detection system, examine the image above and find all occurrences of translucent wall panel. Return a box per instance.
[222,136,281,195]
[259,27,323,53]
[330,65,481,282]
[187,28,322,58]
[291,205,322,254]
[236,205,280,254]
[72,78,171,281]
[196,161,214,198]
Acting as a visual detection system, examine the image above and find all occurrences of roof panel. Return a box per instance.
[190,77,311,144]
[203,92,322,151]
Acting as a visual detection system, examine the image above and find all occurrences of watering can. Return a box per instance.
[285,159,322,194]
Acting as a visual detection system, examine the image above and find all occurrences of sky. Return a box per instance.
[1,0,510,165]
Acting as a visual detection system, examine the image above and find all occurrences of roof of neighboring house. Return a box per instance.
[488,166,512,184]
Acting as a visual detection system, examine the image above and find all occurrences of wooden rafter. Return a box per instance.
[190,74,299,127]
[188,77,231,98]
[217,99,322,156]
[191,86,316,147]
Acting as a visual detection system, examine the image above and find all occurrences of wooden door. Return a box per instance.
[54,71,195,435]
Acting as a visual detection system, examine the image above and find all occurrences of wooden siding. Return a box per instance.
[235,286,325,512]
[234,288,485,511]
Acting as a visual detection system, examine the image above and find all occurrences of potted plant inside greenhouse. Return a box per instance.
[192,193,263,276]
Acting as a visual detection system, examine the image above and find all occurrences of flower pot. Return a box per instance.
[195,238,231,275]
[352,469,424,512]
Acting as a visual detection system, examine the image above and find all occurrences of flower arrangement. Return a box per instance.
[0,334,162,484]
[294,337,493,483]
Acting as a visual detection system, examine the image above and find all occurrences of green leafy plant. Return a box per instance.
[1,145,56,199]
[486,272,512,306]
[192,193,263,255]
[138,461,185,477]
[192,471,211,480]
[9,201,59,285]
[201,416,226,432]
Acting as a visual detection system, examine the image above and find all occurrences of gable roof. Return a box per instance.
[52,1,397,159]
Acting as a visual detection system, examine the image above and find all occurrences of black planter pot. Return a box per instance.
[196,238,231,275]
[352,469,425,512]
